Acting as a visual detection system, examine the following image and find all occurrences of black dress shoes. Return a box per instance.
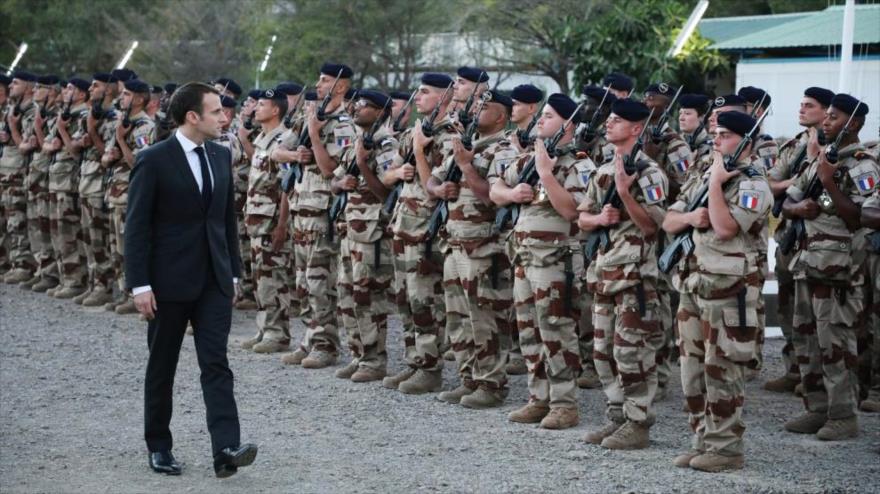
[213,443,258,478]
[149,451,182,475]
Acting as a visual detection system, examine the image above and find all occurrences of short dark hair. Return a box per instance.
[265,97,288,120]
[169,82,220,125]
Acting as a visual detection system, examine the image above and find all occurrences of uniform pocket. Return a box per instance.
[716,306,759,363]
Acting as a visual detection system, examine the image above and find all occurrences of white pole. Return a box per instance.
[256,35,277,89]
[668,0,710,58]
[6,42,28,76]
[838,0,855,93]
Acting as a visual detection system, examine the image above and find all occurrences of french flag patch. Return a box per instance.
[645,185,664,203]
[740,191,759,210]
[135,135,151,147]
[336,136,352,148]
[675,159,689,173]
[857,173,877,193]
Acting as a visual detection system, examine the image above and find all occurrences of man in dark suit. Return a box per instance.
[125,82,257,478]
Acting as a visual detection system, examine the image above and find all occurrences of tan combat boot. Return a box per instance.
[252,340,289,353]
[860,397,880,413]
[398,369,443,395]
[382,368,416,389]
[601,421,649,450]
[540,407,579,430]
[784,412,826,434]
[459,387,504,409]
[234,298,258,311]
[350,366,386,383]
[72,289,91,305]
[816,417,858,441]
[335,360,359,379]
[508,402,550,423]
[577,367,601,389]
[82,290,113,307]
[301,349,337,369]
[583,421,622,444]
[281,347,308,365]
[54,286,87,299]
[3,268,33,284]
[673,450,702,468]
[240,334,262,350]
[763,375,799,393]
[505,356,527,376]
[689,452,744,472]
[436,384,475,403]
[115,299,138,315]
[31,278,59,293]
[19,275,39,289]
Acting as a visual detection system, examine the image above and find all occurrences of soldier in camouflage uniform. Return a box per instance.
[78,72,119,307]
[21,75,61,292]
[104,79,156,314]
[678,93,713,177]
[764,86,835,393]
[426,89,516,408]
[664,111,771,472]
[0,74,9,272]
[332,89,397,382]
[860,183,880,413]
[782,94,877,441]
[48,78,91,298]
[490,94,591,430]
[381,73,457,393]
[579,99,666,449]
[239,89,291,353]
[0,71,39,283]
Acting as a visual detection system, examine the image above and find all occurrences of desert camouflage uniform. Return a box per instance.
[862,187,880,404]
[25,104,59,285]
[278,113,307,318]
[0,100,38,276]
[215,129,255,305]
[683,128,713,173]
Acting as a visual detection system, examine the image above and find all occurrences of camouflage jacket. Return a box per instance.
[214,129,249,213]
[49,102,89,193]
[0,99,37,183]
[106,111,156,207]
[25,103,56,195]
[245,124,286,236]
[80,106,118,197]
[648,121,693,187]
[683,127,713,166]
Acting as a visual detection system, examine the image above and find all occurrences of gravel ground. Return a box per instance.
[1,283,878,493]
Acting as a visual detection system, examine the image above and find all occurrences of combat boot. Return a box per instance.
[437,384,476,404]
[47,286,60,297]
[505,356,527,376]
[398,369,442,395]
[82,290,113,307]
[459,387,504,409]
[540,407,579,430]
[600,421,649,450]
[234,298,258,311]
[350,366,386,383]
[72,289,91,305]
[115,299,138,315]
[31,278,59,293]
[784,412,826,434]
[252,340,289,354]
[443,349,455,361]
[577,366,601,389]
[689,452,743,473]
[281,347,308,365]
[335,360,359,379]
[508,402,550,423]
[382,368,416,390]
[583,421,622,444]
[763,375,799,393]
[301,350,337,369]
[794,383,804,397]
[816,417,858,441]
[19,275,39,289]
[3,268,33,284]
[673,450,702,468]
[54,286,87,299]
[860,397,880,413]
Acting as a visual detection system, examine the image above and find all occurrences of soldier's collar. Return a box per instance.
[838,141,864,160]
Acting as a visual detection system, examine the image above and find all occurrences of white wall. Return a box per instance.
[736,57,880,140]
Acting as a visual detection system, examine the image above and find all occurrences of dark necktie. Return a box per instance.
[194,146,213,207]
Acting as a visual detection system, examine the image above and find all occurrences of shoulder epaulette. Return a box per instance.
[742,166,762,178]
[854,150,879,163]
[759,134,774,142]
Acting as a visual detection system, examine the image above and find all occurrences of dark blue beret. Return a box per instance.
[151,85,163,94]
[737,86,771,108]
[163,83,178,94]
[259,88,286,101]
[714,94,747,109]
[611,98,651,122]
[547,93,580,123]
[275,82,303,96]
[124,79,150,94]
[214,77,242,96]
[37,75,60,86]
[247,89,263,100]
[304,91,319,101]
[321,63,353,79]
[645,82,679,97]
[831,93,869,117]
[420,73,453,89]
[93,72,116,83]
[717,111,757,137]
[581,84,616,104]
[679,93,710,112]
[111,69,137,82]
[456,66,489,83]
[220,95,238,108]
[486,89,513,109]
[59,79,68,88]
[0,74,11,85]
[804,87,834,107]
[603,72,633,92]
[68,78,91,92]
[511,84,543,104]
[12,71,37,82]
[358,89,390,109]
[345,88,359,100]
[389,91,412,101]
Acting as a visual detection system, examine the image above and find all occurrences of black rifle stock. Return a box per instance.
[687,99,715,151]
[650,84,683,144]
[577,87,611,146]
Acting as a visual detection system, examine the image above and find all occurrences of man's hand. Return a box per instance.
[534,138,557,177]
[613,154,636,196]
[412,124,432,152]
[234,281,242,302]
[308,106,328,134]
[596,204,621,226]
[270,223,287,251]
[396,163,415,182]
[816,151,836,187]
[689,207,710,228]
[339,175,358,191]
[134,290,158,320]
[295,146,313,164]
[452,138,474,172]
[709,151,739,187]
[436,182,460,200]
[798,198,821,220]
[115,120,131,142]
[510,183,535,204]
[806,127,821,159]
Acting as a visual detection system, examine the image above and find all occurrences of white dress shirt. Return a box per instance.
[132,130,236,297]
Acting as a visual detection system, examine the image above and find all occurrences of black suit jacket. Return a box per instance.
[125,135,242,302]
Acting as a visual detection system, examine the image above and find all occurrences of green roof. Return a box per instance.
[697,12,810,45]
[706,5,880,50]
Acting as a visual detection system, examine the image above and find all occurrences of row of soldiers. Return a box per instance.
[1,65,877,473]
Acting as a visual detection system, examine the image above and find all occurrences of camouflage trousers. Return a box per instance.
[753,252,768,370]
[513,249,583,409]
[291,213,339,352]
[236,212,255,302]
[109,206,130,298]
[792,278,863,419]
[339,235,394,370]
[654,281,677,388]
[678,284,761,457]
[593,284,662,424]
[80,196,114,294]
[26,190,57,282]
[250,233,291,344]
[444,247,512,390]
[775,247,798,379]
[49,191,86,289]
[391,236,446,371]
[0,178,35,273]
[336,230,356,354]
[577,289,596,372]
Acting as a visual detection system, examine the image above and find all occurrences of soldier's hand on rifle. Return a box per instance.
[396,163,415,182]
[806,127,821,159]
[236,125,250,142]
[816,150,836,187]
[34,109,44,127]
[58,111,71,125]
[452,138,475,171]
[643,136,661,160]
[412,124,432,152]
[339,175,358,191]
[689,207,710,229]
[798,198,821,220]
[8,110,21,127]
[709,151,739,187]
[597,204,621,226]
[308,106,328,132]
[436,181,460,200]
[270,223,287,252]
[294,146,313,164]
[534,138,557,176]
[613,154,636,195]
[511,183,535,204]
[0,129,8,144]
[115,121,130,142]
